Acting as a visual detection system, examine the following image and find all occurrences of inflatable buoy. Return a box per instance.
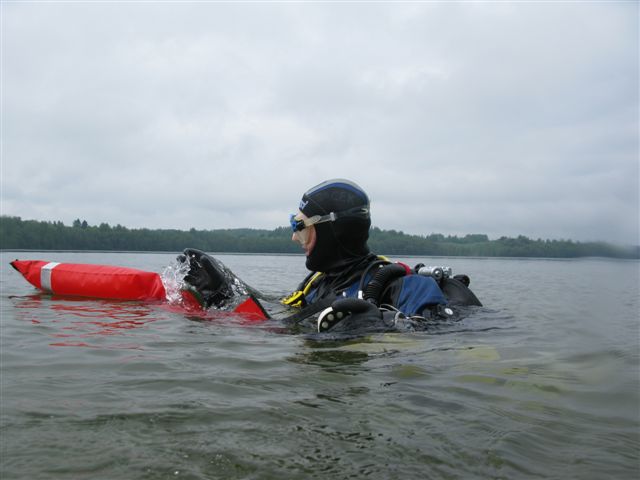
[10,259,270,321]
[11,260,166,301]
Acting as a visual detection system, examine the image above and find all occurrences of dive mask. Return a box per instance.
[289,207,369,233]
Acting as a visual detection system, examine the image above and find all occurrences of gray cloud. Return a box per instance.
[2,2,638,244]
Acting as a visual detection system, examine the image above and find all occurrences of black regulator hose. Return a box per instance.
[357,259,390,294]
[332,297,381,315]
[363,263,407,306]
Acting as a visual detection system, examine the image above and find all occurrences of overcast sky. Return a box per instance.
[1,1,638,245]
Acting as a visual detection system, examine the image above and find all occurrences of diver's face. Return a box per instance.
[291,212,317,256]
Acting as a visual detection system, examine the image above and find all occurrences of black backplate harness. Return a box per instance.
[281,260,408,325]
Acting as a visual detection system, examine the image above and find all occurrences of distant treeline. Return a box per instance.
[1,216,638,259]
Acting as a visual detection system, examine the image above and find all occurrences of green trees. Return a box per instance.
[0,216,297,253]
[0,216,637,258]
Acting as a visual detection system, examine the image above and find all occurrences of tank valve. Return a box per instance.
[417,266,452,281]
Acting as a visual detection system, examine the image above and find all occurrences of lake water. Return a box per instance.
[1,251,638,479]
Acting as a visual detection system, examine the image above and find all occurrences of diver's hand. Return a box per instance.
[182,248,226,289]
[177,248,232,308]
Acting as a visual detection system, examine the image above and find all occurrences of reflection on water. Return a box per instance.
[9,290,272,349]
[10,294,161,349]
[290,340,371,372]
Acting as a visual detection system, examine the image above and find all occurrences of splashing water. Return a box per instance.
[160,259,191,304]
[159,255,257,312]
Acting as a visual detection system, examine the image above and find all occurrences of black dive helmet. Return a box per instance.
[299,179,372,272]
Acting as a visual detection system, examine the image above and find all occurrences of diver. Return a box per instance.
[178,179,481,333]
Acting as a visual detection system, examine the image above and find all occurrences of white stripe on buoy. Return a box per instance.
[41,262,60,292]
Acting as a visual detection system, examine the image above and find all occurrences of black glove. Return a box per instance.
[178,248,233,308]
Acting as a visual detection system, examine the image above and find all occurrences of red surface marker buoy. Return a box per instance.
[10,260,166,301]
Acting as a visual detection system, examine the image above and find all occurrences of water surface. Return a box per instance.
[1,251,638,479]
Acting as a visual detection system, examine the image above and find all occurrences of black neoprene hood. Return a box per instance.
[299,179,370,217]
[298,179,372,272]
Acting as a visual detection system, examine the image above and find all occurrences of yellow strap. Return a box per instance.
[302,272,324,295]
[281,271,325,307]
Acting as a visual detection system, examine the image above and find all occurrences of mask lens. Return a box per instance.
[293,224,311,244]
[289,214,306,232]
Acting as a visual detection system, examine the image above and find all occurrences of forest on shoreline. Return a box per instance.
[1,216,637,259]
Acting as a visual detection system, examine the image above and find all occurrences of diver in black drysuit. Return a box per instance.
[178,179,481,333]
